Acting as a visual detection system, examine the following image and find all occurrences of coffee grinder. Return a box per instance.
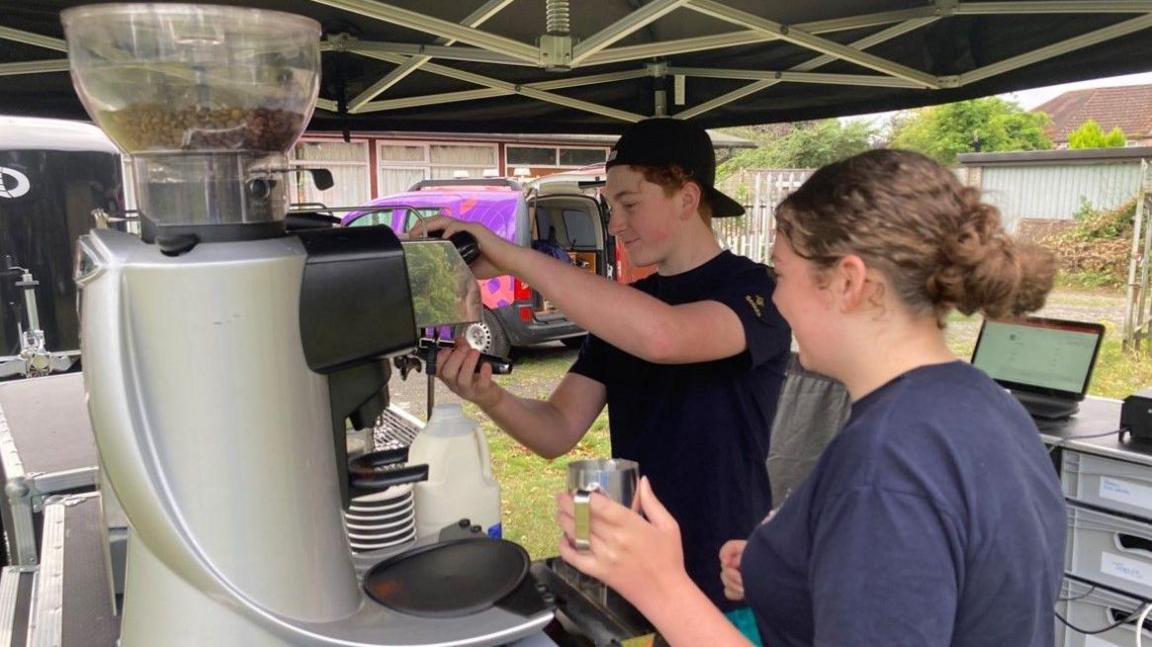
[65,4,551,645]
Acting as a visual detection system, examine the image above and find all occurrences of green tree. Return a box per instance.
[717,119,875,181]
[888,97,1052,164]
[1067,119,1127,149]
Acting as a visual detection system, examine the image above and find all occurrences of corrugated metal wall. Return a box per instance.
[979,163,1143,231]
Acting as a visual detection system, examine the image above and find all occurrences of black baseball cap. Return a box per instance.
[605,118,744,218]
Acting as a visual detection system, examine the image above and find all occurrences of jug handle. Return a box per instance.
[475,428,495,480]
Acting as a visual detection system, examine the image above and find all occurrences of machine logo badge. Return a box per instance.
[0,166,31,199]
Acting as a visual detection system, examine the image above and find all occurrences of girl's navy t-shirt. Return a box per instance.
[742,361,1066,646]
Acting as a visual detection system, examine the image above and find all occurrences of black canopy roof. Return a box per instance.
[2,0,1151,134]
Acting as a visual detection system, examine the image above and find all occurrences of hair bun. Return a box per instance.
[928,198,1055,320]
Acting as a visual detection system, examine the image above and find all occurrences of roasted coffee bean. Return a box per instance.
[99,104,305,152]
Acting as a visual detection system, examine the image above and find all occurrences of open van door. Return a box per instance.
[530,166,657,286]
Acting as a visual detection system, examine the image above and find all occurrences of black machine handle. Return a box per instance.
[348,449,428,496]
[349,447,409,472]
[349,463,429,493]
[420,338,512,376]
[425,230,481,266]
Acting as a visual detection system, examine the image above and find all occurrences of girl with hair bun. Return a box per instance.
[557,149,1066,646]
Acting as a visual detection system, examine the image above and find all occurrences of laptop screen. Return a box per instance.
[970,317,1105,400]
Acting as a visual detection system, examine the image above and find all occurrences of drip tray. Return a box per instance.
[364,539,530,618]
[353,524,555,630]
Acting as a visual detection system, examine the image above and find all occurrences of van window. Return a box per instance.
[348,209,397,227]
[562,208,597,249]
[348,207,443,229]
[404,208,449,232]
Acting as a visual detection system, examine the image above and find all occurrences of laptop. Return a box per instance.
[970,316,1105,419]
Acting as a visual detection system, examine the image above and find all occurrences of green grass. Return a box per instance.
[474,288,1149,559]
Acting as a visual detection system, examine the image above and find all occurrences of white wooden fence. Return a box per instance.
[713,168,812,264]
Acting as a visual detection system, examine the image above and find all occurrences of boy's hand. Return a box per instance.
[434,345,503,409]
[409,216,519,279]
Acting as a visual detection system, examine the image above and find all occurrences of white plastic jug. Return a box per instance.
[406,403,502,540]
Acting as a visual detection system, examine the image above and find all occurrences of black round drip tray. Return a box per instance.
[364,538,530,618]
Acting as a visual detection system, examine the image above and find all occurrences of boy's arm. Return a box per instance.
[436,343,608,459]
[412,216,775,365]
[509,251,749,364]
[482,372,607,459]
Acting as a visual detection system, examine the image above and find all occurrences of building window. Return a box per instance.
[377,141,499,196]
[559,147,607,166]
[291,139,370,209]
[506,145,607,168]
[507,146,558,166]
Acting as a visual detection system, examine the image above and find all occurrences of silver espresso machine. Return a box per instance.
[64,4,551,645]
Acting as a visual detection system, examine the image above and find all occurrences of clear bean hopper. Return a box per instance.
[65,4,320,239]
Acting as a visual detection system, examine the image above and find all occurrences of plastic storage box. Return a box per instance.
[1058,576,1151,646]
[1064,450,1152,520]
[1067,503,1152,599]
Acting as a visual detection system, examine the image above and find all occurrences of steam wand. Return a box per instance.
[426,333,439,422]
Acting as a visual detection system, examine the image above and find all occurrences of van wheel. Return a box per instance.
[461,309,511,359]
[561,335,587,350]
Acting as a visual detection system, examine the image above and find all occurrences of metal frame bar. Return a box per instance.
[0,26,66,52]
[0,405,37,567]
[0,60,70,76]
[791,6,940,33]
[25,496,72,647]
[1125,160,1152,350]
[340,40,532,66]
[348,0,514,112]
[686,0,942,89]
[29,466,99,497]
[358,88,508,112]
[0,408,25,484]
[666,67,929,88]
[582,6,944,67]
[345,69,652,113]
[954,1,1152,14]
[570,0,691,66]
[959,13,1152,85]
[354,53,649,120]
[583,31,769,66]
[601,2,939,53]
[0,567,24,646]
[676,17,938,119]
[307,0,539,63]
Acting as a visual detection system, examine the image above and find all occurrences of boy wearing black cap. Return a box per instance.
[422,118,790,641]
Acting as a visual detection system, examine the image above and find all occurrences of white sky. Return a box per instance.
[842,70,1152,128]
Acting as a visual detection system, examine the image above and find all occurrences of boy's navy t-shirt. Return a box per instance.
[742,361,1066,646]
[570,250,791,611]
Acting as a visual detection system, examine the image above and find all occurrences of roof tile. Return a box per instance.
[1033,84,1152,142]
